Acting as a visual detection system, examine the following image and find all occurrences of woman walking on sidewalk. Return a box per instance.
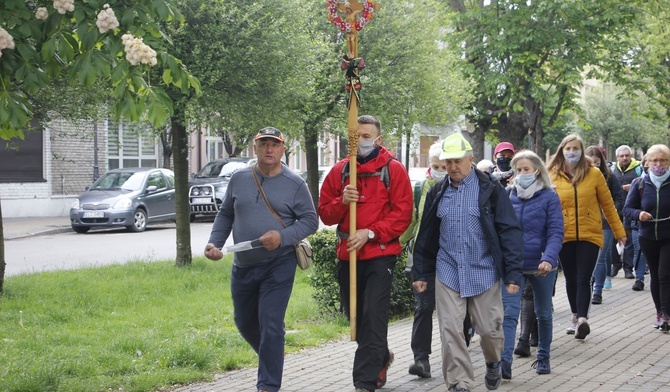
[623,144,670,331]
[502,150,563,377]
[548,135,626,340]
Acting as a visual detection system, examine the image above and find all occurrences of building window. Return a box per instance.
[108,121,159,169]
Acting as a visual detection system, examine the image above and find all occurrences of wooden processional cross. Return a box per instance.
[327,0,380,341]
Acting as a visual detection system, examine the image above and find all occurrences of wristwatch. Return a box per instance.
[368,229,375,240]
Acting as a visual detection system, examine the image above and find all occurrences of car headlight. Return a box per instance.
[215,186,227,193]
[72,199,80,209]
[113,197,132,209]
[191,188,201,196]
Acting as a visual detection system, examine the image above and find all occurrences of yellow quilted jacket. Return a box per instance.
[552,167,625,247]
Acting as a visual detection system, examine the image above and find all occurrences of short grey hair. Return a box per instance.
[511,150,553,190]
[428,140,443,160]
[616,145,632,157]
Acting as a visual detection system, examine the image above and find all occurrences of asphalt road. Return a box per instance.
[4,221,231,277]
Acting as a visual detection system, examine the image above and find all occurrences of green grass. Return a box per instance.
[0,256,349,392]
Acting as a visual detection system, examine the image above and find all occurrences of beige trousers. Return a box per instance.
[435,279,504,391]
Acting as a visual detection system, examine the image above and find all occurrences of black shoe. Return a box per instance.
[660,313,670,332]
[575,319,590,339]
[485,362,502,390]
[591,293,602,305]
[408,359,431,378]
[501,359,512,380]
[513,340,531,357]
[632,280,645,291]
[611,265,621,278]
[625,271,635,279]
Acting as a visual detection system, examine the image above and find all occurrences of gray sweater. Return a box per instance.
[208,165,318,267]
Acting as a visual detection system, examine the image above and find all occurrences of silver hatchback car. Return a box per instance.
[70,167,176,233]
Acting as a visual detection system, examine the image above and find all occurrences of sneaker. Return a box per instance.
[632,280,645,291]
[604,277,612,290]
[566,315,577,335]
[575,318,590,339]
[653,312,663,329]
[484,362,502,390]
[514,340,530,357]
[625,270,635,279]
[591,293,602,305]
[531,358,551,374]
[376,350,394,388]
[501,359,512,380]
[660,314,670,332]
[408,358,431,378]
[454,388,471,392]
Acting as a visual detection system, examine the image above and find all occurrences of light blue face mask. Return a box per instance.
[358,136,380,157]
[431,168,447,180]
[564,151,582,165]
[515,172,538,189]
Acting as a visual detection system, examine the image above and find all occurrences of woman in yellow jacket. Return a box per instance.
[547,135,626,340]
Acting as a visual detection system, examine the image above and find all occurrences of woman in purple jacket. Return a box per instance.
[624,144,670,331]
[502,150,564,377]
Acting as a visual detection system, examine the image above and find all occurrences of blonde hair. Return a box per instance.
[511,150,553,189]
[646,144,670,161]
[547,134,590,185]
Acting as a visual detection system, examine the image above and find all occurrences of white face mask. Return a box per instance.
[358,136,380,157]
[431,168,447,179]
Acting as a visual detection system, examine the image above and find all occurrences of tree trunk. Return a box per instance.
[171,106,193,267]
[0,198,5,294]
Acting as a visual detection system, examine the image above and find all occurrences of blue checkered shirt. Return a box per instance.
[436,169,498,297]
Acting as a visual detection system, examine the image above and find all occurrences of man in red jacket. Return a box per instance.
[318,115,413,392]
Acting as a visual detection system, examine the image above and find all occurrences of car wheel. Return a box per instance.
[127,209,147,232]
[72,225,90,234]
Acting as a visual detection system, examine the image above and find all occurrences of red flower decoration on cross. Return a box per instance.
[326,0,376,32]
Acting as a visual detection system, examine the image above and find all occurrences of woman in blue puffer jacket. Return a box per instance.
[501,150,564,378]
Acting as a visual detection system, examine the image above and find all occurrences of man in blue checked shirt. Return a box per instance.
[412,133,523,392]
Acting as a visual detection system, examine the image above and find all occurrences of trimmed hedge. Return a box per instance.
[308,228,414,318]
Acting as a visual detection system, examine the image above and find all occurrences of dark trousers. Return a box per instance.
[338,256,396,391]
[639,237,670,315]
[612,235,635,273]
[231,254,296,392]
[559,241,600,318]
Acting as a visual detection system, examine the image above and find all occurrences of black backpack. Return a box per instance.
[341,157,393,189]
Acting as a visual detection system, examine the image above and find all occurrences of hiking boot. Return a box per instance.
[611,265,621,278]
[603,277,612,290]
[408,358,431,378]
[566,315,578,335]
[625,270,635,279]
[575,318,590,339]
[376,350,394,388]
[484,362,502,390]
[660,314,670,332]
[501,359,512,380]
[591,293,602,305]
[514,339,530,357]
[531,358,551,374]
[632,279,645,291]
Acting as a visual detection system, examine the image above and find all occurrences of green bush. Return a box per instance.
[309,228,413,318]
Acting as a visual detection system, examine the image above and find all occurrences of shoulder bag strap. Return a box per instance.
[251,165,287,229]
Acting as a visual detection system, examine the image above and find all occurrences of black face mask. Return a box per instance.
[496,157,512,172]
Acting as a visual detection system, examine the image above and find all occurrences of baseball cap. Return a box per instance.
[254,127,284,143]
[494,142,515,156]
[439,133,473,160]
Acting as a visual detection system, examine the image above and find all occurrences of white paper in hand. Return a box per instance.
[616,242,624,256]
[223,239,263,253]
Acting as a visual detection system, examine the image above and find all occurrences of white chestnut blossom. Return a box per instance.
[96,4,120,34]
[35,7,49,21]
[53,0,75,15]
[0,27,15,59]
[121,33,158,66]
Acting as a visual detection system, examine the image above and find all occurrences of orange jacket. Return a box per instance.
[552,167,625,247]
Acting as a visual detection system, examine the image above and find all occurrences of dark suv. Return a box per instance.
[188,157,256,220]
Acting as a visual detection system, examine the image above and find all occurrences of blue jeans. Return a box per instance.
[525,270,556,360]
[231,253,296,392]
[501,277,524,363]
[632,229,648,281]
[593,228,614,295]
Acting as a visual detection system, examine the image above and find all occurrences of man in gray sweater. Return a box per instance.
[204,127,318,392]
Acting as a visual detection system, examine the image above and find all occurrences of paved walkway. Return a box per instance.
[173,272,670,392]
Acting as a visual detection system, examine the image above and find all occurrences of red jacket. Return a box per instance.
[318,146,413,261]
